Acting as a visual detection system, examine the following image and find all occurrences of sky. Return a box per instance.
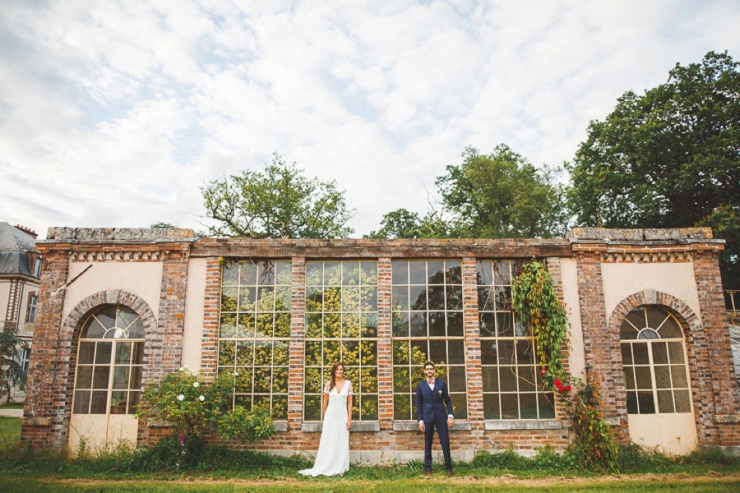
[1,0,739,239]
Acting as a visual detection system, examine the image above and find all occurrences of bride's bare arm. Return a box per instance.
[346,392,353,430]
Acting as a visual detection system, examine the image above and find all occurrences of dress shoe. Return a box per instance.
[425,470,431,476]
[447,470,453,477]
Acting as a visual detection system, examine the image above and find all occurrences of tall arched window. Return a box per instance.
[72,304,145,415]
[620,306,691,415]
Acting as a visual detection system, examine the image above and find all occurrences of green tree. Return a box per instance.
[436,145,568,238]
[567,51,740,288]
[365,208,451,239]
[202,153,355,238]
[0,325,27,404]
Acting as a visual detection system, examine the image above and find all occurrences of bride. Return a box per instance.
[300,361,353,477]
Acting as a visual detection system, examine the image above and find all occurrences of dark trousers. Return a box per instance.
[424,419,452,471]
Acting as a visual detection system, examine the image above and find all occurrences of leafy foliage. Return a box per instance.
[202,153,354,238]
[512,260,618,473]
[0,326,26,404]
[511,259,569,386]
[365,208,451,239]
[567,51,740,288]
[135,368,274,443]
[437,145,569,238]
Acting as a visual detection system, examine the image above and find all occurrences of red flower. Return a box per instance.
[539,368,546,375]
[565,385,571,391]
[554,379,561,387]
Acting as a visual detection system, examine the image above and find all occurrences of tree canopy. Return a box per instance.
[202,153,355,239]
[567,51,740,288]
[436,145,568,238]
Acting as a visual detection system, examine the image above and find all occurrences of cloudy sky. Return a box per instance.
[1,1,739,239]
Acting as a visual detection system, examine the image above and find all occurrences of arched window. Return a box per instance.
[72,305,145,415]
[620,306,691,415]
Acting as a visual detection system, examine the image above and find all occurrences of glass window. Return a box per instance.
[218,260,291,420]
[72,305,145,415]
[392,259,467,420]
[304,261,378,421]
[621,306,691,414]
[27,294,38,324]
[478,260,555,420]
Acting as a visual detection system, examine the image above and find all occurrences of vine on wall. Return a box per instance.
[512,258,619,473]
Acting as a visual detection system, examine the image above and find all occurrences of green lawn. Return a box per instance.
[1,475,739,492]
[0,416,21,441]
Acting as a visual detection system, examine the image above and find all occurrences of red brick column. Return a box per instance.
[200,257,222,378]
[376,258,393,430]
[20,248,69,448]
[146,247,191,383]
[573,247,629,442]
[693,250,740,446]
[287,257,306,432]
[462,258,483,428]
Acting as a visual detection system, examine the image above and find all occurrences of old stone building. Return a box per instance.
[0,222,42,401]
[20,226,740,462]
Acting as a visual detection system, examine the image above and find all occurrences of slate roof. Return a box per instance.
[0,222,38,277]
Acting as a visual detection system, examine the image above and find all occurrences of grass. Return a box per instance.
[0,416,21,442]
[1,426,739,491]
[0,402,24,409]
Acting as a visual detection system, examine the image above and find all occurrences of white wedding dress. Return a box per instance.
[300,380,353,477]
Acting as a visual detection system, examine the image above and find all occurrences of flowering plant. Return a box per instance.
[512,259,618,473]
[135,367,274,443]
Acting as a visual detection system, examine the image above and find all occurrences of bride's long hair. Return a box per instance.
[329,361,345,392]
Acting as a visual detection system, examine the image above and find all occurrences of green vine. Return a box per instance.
[512,258,619,473]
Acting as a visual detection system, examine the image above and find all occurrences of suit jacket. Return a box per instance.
[415,378,454,424]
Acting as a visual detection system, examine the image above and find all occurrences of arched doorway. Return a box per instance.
[620,305,697,454]
[69,304,144,452]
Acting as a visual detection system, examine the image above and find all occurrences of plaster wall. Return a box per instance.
[62,262,163,321]
[0,280,11,324]
[182,257,207,372]
[560,258,586,380]
[601,262,701,322]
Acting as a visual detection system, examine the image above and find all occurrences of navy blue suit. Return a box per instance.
[415,378,454,472]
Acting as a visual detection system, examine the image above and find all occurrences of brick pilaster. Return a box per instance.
[287,258,306,431]
[376,258,393,430]
[462,258,483,427]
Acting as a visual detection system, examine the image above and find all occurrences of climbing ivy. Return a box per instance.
[512,258,619,473]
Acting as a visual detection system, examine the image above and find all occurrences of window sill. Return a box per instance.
[301,421,380,433]
[394,421,472,431]
[484,420,562,431]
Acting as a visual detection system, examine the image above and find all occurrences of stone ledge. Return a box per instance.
[20,416,51,426]
[484,420,562,431]
[393,421,472,431]
[714,414,740,424]
[302,421,380,433]
[273,421,288,432]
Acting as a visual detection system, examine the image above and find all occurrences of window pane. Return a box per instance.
[671,365,688,388]
[93,366,110,389]
[95,342,112,364]
[501,394,519,419]
[76,366,93,388]
[520,393,538,419]
[634,367,653,389]
[621,344,632,365]
[110,391,128,414]
[517,366,536,392]
[483,393,500,419]
[90,391,108,414]
[112,366,129,389]
[659,317,682,338]
[657,390,674,413]
[500,367,517,392]
[668,342,685,364]
[482,367,499,392]
[623,368,636,390]
[637,391,656,414]
[626,391,638,414]
[394,394,410,420]
[538,394,555,419]
[654,366,671,389]
[652,342,668,364]
[674,390,691,413]
[632,343,649,364]
[78,342,95,364]
[74,391,91,414]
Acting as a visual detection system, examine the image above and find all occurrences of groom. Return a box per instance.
[415,361,454,477]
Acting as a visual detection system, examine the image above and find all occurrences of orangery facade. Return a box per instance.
[20,227,740,463]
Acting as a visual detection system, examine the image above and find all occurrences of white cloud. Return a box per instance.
[1,0,739,237]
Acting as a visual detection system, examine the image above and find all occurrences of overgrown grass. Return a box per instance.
[1,433,739,486]
[0,416,20,442]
